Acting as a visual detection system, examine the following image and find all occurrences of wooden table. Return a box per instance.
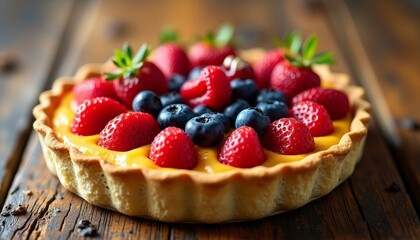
[1,0,419,239]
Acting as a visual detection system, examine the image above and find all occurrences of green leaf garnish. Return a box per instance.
[159,27,179,44]
[278,32,334,68]
[105,43,151,81]
[214,23,234,47]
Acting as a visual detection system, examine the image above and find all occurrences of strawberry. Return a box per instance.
[105,43,168,108]
[180,66,232,111]
[189,24,236,68]
[270,33,334,102]
[150,29,190,79]
[73,77,118,105]
[253,49,284,89]
[292,87,350,120]
[219,126,265,168]
[71,97,127,136]
[263,118,315,155]
[292,101,333,136]
[222,55,255,81]
[149,127,197,169]
[98,112,160,151]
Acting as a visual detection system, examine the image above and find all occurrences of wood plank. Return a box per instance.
[0,0,75,206]
[324,0,420,211]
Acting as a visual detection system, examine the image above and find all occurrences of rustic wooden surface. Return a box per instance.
[1,0,419,239]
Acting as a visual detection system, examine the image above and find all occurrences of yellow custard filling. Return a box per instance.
[53,92,352,173]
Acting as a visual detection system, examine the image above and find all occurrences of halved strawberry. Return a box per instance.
[292,101,333,136]
[105,43,168,108]
[149,127,197,169]
[180,66,232,111]
[72,76,118,105]
[71,97,127,136]
[189,24,236,68]
[98,112,160,151]
[270,33,334,102]
[292,87,350,120]
[263,118,315,155]
[219,126,265,168]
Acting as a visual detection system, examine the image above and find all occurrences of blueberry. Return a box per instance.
[188,66,204,80]
[223,99,251,125]
[132,90,162,117]
[235,107,270,136]
[201,112,230,133]
[256,100,289,122]
[185,116,225,146]
[160,91,184,107]
[157,104,195,129]
[255,89,286,104]
[193,105,214,115]
[168,73,187,92]
[230,79,258,102]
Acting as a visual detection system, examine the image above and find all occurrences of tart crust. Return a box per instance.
[33,50,370,223]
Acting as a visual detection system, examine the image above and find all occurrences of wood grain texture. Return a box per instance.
[0,0,75,206]
[0,0,420,239]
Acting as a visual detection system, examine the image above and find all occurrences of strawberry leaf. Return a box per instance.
[312,52,335,65]
[285,32,302,56]
[302,35,317,60]
[215,23,234,47]
[105,43,151,81]
[159,27,179,44]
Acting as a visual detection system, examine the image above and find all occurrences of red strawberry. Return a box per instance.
[73,76,118,105]
[263,118,315,155]
[219,126,265,168]
[105,43,168,107]
[180,66,232,111]
[253,49,284,89]
[292,87,350,120]
[270,33,334,102]
[189,24,236,68]
[71,97,127,136]
[149,127,197,169]
[222,55,255,81]
[292,101,333,136]
[151,42,190,79]
[98,112,160,151]
[270,61,321,102]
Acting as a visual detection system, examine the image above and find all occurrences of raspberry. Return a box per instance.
[71,97,127,136]
[292,101,333,137]
[149,127,198,169]
[219,126,266,168]
[292,87,350,120]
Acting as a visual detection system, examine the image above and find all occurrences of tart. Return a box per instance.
[33,32,370,223]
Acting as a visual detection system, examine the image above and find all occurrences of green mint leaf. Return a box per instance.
[302,35,318,60]
[215,23,234,47]
[312,52,335,65]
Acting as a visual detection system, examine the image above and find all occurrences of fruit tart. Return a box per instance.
[33,30,370,223]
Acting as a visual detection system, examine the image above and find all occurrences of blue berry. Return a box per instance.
[255,89,286,104]
[185,115,225,147]
[230,79,258,102]
[188,66,204,80]
[157,104,195,129]
[168,73,186,92]
[160,91,184,107]
[193,105,214,115]
[201,112,230,133]
[132,90,162,117]
[223,99,250,125]
[256,100,289,122]
[235,107,270,136]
